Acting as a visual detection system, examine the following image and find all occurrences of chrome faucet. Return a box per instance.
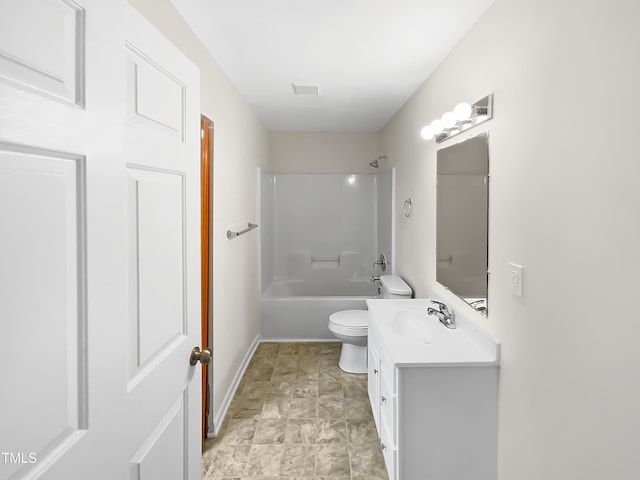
[469,299,487,313]
[427,300,456,329]
[372,254,387,272]
[370,275,381,283]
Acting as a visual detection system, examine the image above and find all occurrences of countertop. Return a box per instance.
[366,298,500,367]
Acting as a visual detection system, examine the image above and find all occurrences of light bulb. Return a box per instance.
[453,102,472,121]
[430,119,444,135]
[441,112,456,128]
[421,125,434,140]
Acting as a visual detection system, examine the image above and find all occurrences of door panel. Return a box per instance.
[126,166,186,377]
[130,396,186,480]
[125,45,185,140]
[0,0,84,105]
[0,144,87,479]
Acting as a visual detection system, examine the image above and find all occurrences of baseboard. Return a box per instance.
[261,338,340,343]
[208,334,260,438]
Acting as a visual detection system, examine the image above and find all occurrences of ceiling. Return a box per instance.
[170,0,495,132]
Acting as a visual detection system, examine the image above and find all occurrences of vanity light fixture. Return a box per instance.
[421,94,493,143]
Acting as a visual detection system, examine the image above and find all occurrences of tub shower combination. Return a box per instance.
[260,171,393,340]
[262,272,379,340]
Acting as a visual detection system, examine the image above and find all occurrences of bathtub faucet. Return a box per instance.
[371,275,381,283]
[373,254,387,272]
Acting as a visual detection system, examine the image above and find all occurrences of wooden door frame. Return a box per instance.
[200,115,213,438]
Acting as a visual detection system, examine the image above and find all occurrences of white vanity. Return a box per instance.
[366,299,500,480]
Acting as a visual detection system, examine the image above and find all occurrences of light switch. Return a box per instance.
[509,263,523,297]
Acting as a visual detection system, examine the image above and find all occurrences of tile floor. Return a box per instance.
[202,342,388,480]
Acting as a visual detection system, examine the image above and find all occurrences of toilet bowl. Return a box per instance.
[328,310,370,373]
[328,274,412,374]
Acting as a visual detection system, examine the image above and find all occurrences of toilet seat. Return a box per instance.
[328,310,369,337]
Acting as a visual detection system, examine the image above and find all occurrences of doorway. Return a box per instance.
[201,115,213,438]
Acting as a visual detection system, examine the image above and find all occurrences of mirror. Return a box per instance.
[436,133,489,315]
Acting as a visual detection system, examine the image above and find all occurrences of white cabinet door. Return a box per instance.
[0,1,202,479]
[367,335,381,433]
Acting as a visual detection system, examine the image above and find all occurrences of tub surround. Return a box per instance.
[260,262,379,340]
[263,277,378,298]
[261,291,372,340]
[260,171,394,339]
[260,172,391,286]
[273,251,378,292]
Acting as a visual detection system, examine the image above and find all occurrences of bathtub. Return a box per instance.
[261,278,379,340]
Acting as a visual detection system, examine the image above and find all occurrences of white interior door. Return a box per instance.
[121,3,202,479]
[0,1,202,479]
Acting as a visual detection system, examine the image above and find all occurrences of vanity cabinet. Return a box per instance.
[367,315,499,480]
[368,333,399,477]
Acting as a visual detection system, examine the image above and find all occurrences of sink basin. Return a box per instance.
[391,309,436,344]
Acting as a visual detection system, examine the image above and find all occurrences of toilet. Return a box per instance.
[328,275,412,373]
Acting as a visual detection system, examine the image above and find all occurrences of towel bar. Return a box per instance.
[227,222,258,239]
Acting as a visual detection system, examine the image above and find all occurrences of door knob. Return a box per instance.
[190,346,212,366]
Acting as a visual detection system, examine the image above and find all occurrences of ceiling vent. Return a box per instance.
[292,83,319,96]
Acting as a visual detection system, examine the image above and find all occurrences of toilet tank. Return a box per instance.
[379,275,412,298]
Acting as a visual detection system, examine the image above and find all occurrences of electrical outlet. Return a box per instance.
[509,263,523,297]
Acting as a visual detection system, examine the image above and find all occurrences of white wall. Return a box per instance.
[269,131,381,173]
[127,0,269,433]
[381,0,640,478]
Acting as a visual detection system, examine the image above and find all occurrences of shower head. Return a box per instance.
[370,156,386,168]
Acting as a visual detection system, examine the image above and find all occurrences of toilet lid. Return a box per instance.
[329,310,370,327]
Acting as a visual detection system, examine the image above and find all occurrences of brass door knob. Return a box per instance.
[190,347,212,366]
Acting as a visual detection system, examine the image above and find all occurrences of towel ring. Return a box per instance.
[403,198,413,218]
